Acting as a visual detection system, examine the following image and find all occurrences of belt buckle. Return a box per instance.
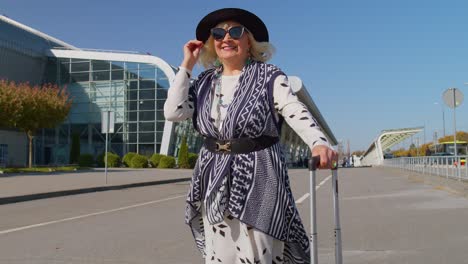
[215,141,231,153]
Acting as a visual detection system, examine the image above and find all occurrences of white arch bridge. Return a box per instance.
[360,126,424,166]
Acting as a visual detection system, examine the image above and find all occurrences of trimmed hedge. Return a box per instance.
[131,154,148,168]
[158,155,176,168]
[96,152,121,167]
[188,153,198,169]
[150,153,164,168]
[106,152,121,167]
[96,153,105,167]
[78,154,94,167]
[123,152,137,167]
[178,136,190,168]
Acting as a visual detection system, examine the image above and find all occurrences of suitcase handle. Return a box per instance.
[308,155,343,264]
[308,156,338,171]
[308,156,321,171]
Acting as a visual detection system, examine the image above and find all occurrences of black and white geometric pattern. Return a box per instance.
[185,61,311,264]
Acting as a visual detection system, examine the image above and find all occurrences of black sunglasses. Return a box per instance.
[210,26,246,40]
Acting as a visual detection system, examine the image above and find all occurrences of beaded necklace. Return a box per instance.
[212,58,252,129]
[213,70,229,129]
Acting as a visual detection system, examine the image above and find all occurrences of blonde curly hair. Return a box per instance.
[198,29,275,69]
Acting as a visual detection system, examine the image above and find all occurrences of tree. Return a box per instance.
[392,148,409,157]
[0,80,23,128]
[419,143,431,156]
[177,136,190,168]
[438,131,468,143]
[0,80,72,167]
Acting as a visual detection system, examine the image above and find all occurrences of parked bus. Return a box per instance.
[430,141,467,155]
[429,141,467,166]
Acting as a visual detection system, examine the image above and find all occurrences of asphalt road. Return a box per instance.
[1,167,468,264]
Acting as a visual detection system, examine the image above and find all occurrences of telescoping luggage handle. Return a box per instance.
[308,156,343,264]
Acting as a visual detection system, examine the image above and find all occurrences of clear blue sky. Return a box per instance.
[2,0,468,152]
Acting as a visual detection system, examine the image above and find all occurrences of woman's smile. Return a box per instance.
[221,45,237,51]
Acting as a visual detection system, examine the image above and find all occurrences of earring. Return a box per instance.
[245,56,252,66]
[245,49,253,65]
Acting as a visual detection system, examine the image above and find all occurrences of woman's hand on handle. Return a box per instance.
[181,40,204,71]
[311,145,338,169]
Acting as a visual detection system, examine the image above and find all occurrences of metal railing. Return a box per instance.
[383,156,468,180]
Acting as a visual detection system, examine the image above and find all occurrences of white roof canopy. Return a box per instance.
[361,126,423,165]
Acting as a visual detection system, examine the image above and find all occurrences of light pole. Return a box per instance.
[415,137,419,156]
[434,102,445,137]
[433,131,438,154]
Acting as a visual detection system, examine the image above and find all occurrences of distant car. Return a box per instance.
[431,152,453,156]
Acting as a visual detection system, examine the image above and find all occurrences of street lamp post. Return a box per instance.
[452,90,457,157]
[416,137,420,156]
[442,88,463,180]
[433,131,439,154]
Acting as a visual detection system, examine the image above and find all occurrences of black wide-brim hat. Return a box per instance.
[196,8,269,43]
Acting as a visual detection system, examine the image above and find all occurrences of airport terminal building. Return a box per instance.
[0,15,336,167]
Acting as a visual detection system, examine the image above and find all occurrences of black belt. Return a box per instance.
[204,136,279,154]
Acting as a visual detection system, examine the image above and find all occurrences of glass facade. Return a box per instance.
[37,55,309,165]
[36,57,172,164]
[169,120,204,158]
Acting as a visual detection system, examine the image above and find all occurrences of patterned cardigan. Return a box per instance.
[185,61,311,264]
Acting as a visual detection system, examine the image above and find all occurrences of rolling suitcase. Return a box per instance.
[308,156,343,264]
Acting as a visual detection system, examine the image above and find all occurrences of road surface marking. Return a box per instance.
[295,174,332,204]
[0,194,186,235]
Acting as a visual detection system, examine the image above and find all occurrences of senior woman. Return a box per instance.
[164,8,337,264]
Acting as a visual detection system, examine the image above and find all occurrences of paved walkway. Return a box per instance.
[2,167,468,263]
[0,168,192,205]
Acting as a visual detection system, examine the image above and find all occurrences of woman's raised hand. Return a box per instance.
[181,40,204,71]
[311,145,339,169]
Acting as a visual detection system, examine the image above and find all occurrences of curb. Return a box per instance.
[0,177,191,206]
